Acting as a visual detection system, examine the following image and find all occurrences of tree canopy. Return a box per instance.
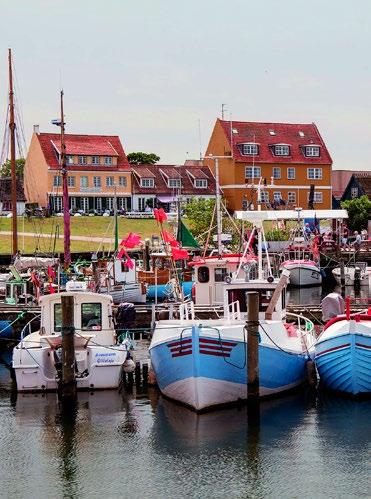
[127,152,160,165]
[0,158,25,178]
[341,195,371,231]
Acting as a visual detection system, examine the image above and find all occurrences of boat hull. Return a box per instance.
[281,263,322,287]
[332,267,370,287]
[101,283,146,304]
[150,325,307,411]
[315,333,371,395]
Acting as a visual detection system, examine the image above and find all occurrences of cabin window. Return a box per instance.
[54,303,62,332]
[198,266,209,283]
[121,262,130,273]
[81,303,102,330]
[214,268,228,282]
[227,289,275,313]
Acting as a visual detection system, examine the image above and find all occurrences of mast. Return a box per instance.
[215,157,222,255]
[8,48,17,256]
[60,91,71,267]
[114,183,118,252]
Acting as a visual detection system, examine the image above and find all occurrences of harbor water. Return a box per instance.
[0,365,370,498]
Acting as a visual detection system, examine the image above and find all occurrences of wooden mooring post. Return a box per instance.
[60,295,77,399]
[340,259,345,297]
[246,291,260,424]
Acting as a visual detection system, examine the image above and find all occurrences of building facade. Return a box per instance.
[0,178,26,215]
[24,131,131,213]
[204,119,333,211]
[341,172,371,202]
[131,164,215,212]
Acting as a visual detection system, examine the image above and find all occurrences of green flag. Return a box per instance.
[177,220,200,249]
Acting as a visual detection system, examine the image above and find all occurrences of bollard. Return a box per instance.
[246,291,260,425]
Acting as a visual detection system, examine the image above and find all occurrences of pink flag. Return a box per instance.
[161,230,179,248]
[123,253,134,269]
[171,247,189,260]
[117,248,125,259]
[47,266,56,280]
[154,208,167,224]
[120,232,142,248]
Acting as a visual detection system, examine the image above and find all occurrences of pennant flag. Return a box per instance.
[154,208,167,224]
[117,248,126,259]
[123,253,134,269]
[176,220,199,249]
[120,232,141,248]
[161,230,180,248]
[171,247,189,260]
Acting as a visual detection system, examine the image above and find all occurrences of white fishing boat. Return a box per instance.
[12,291,131,392]
[281,257,322,287]
[332,263,370,287]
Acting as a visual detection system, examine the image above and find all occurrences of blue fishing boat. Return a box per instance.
[315,297,371,395]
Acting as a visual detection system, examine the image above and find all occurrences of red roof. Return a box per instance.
[37,133,129,170]
[131,164,216,195]
[218,119,332,165]
[331,170,364,199]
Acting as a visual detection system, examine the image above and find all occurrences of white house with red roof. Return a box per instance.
[24,128,131,213]
[205,119,333,211]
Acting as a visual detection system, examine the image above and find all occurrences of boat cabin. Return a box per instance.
[39,292,115,345]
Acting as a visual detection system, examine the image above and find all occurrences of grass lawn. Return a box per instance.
[0,216,164,255]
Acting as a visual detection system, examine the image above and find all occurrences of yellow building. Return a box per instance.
[24,130,132,213]
[205,119,333,211]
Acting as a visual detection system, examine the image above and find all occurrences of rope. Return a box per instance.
[259,322,305,357]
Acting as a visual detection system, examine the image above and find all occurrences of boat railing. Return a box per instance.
[286,312,316,350]
[227,300,241,321]
[20,314,41,347]
[179,301,195,321]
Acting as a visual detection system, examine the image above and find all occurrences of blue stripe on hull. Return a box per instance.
[315,333,371,395]
[150,327,306,396]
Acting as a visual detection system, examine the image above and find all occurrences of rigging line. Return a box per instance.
[259,322,306,357]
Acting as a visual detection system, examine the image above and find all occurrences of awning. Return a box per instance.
[157,195,176,203]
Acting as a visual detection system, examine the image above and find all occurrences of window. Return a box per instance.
[138,197,146,211]
[242,199,248,210]
[67,176,75,187]
[70,197,76,210]
[78,155,87,165]
[272,167,281,179]
[274,145,290,156]
[54,303,62,332]
[119,176,127,187]
[96,197,102,211]
[215,268,228,282]
[305,146,320,157]
[307,191,323,204]
[307,168,322,180]
[104,156,113,165]
[259,191,269,203]
[106,197,114,210]
[140,178,154,188]
[168,179,181,188]
[273,192,281,201]
[195,179,208,188]
[81,197,89,212]
[92,156,100,165]
[242,143,258,156]
[287,167,296,179]
[198,266,210,283]
[93,176,101,188]
[53,175,61,187]
[66,155,74,165]
[351,187,358,199]
[106,176,114,187]
[54,197,62,212]
[245,166,261,179]
[80,176,88,187]
[288,192,296,203]
[81,303,102,331]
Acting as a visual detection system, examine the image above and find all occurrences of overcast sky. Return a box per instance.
[1,0,370,170]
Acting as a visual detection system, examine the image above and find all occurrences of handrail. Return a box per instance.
[20,314,41,346]
[286,311,316,349]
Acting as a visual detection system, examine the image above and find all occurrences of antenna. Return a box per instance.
[198,119,202,160]
[221,103,227,120]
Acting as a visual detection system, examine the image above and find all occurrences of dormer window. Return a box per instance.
[195,179,208,188]
[304,146,320,157]
[78,155,87,165]
[242,143,259,156]
[274,145,290,156]
[104,156,113,165]
[92,156,100,165]
[141,178,154,188]
[66,155,74,165]
[168,179,181,188]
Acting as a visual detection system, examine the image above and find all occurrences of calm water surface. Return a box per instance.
[0,365,370,499]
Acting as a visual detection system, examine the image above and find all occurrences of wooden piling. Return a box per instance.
[246,291,260,422]
[135,361,141,385]
[340,259,345,297]
[60,295,77,399]
[142,363,148,386]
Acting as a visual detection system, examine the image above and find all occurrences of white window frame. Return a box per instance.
[140,178,154,188]
[106,176,114,187]
[78,155,87,165]
[119,176,127,187]
[67,176,75,187]
[288,191,296,203]
[92,156,100,165]
[138,197,146,211]
[305,146,320,157]
[260,191,269,203]
[53,175,61,187]
[242,143,258,156]
[307,191,323,204]
[81,197,89,212]
[245,166,261,179]
[273,191,281,202]
[287,167,296,180]
[351,187,358,199]
[80,176,88,188]
[93,176,101,188]
[70,197,77,210]
[66,155,74,165]
[274,145,290,156]
[307,168,322,180]
[106,197,114,210]
[96,197,102,211]
[104,156,113,166]
[168,179,181,188]
[195,179,208,188]
[54,196,62,212]
[272,167,281,179]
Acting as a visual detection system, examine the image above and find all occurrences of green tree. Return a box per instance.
[127,152,160,165]
[0,158,25,178]
[184,198,216,242]
[341,195,371,231]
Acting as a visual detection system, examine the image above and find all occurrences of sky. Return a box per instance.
[1,0,371,170]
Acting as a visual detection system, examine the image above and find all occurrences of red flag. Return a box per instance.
[123,253,134,269]
[47,266,56,280]
[154,208,167,224]
[49,283,55,294]
[117,248,125,259]
[312,241,320,260]
[171,247,189,260]
[120,232,141,248]
[161,230,179,248]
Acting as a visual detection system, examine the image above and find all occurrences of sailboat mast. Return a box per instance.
[60,91,71,267]
[8,48,18,256]
[215,158,222,255]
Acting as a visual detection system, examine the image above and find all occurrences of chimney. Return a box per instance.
[33,124,40,135]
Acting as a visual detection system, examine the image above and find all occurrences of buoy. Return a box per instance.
[123,358,135,373]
